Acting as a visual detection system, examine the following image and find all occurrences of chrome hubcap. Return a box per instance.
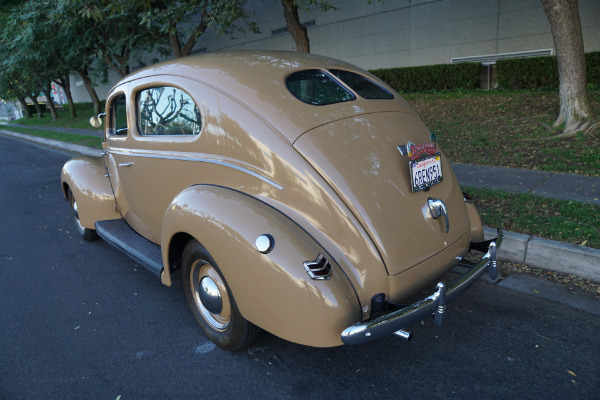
[190,260,231,331]
[199,277,222,314]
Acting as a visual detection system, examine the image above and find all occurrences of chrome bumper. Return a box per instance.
[341,230,503,346]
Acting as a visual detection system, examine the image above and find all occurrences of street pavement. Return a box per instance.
[1,125,599,283]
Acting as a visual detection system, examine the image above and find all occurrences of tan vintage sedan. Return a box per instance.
[61,51,502,351]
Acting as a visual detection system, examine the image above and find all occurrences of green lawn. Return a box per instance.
[17,102,103,130]
[463,186,599,248]
[1,125,102,148]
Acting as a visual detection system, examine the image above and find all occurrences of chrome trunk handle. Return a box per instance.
[428,198,449,233]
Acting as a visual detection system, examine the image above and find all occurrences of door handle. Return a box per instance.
[118,162,134,167]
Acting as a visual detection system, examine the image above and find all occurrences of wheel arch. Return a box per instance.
[164,232,195,281]
[160,184,361,347]
[60,156,120,229]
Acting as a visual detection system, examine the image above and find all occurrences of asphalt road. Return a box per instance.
[1,135,599,400]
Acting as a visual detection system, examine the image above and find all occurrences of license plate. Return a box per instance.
[410,153,443,192]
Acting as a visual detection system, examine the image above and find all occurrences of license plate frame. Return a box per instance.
[409,153,443,192]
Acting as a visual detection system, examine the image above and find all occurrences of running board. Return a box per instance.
[95,219,163,277]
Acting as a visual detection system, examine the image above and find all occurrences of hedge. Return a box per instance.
[369,62,480,93]
[496,51,600,89]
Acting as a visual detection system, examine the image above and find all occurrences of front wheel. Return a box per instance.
[182,240,260,351]
[68,189,98,241]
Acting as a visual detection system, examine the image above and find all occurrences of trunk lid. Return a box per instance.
[293,111,470,276]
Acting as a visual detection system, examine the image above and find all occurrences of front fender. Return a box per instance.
[61,156,119,229]
[161,185,360,347]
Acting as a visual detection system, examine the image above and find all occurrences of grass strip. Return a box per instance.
[0,126,102,149]
[17,102,101,130]
[463,186,599,249]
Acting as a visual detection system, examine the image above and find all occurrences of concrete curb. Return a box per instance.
[0,130,102,157]
[484,227,600,282]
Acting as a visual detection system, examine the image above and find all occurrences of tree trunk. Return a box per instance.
[541,0,591,132]
[100,48,129,78]
[17,97,32,119]
[29,95,44,119]
[281,0,310,53]
[169,15,208,58]
[169,32,184,58]
[54,75,77,119]
[41,84,59,121]
[78,69,102,115]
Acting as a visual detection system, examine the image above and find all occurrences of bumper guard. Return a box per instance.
[341,230,503,345]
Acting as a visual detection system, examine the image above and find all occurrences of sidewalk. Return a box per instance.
[1,125,599,283]
[452,163,600,205]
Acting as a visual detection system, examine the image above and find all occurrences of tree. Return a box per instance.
[0,70,33,119]
[541,0,594,135]
[52,0,110,115]
[3,0,80,119]
[139,0,257,58]
[76,0,161,78]
[0,2,48,119]
[279,0,335,53]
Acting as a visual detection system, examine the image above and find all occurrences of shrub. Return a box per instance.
[26,103,47,114]
[369,63,480,93]
[496,51,600,89]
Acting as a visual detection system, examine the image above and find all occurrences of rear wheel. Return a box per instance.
[182,240,260,351]
[68,189,98,241]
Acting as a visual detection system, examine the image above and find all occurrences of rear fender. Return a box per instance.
[61,156,120,229]
[465,201,484,243]
[161,185,360,347]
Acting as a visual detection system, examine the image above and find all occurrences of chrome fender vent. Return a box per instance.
[303,254,332,280]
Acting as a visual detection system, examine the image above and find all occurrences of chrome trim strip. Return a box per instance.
[341,230,503,346]
[108,149,283,190]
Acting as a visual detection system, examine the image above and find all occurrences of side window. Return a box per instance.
[109,94,128,136]
[137,87,201,136]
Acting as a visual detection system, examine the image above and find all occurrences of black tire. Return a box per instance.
[68,188,98,241]
[182,239,260,351]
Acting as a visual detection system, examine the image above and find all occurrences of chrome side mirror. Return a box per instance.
[89,113,106,128]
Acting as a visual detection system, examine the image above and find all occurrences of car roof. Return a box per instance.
[116,51,412,142]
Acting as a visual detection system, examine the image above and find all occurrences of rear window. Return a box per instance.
[286,69,355,106]
[329,69,394,99]
[286,69,394,105]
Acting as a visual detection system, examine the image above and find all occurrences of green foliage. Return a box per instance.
[586,51,600,87]
[138,0,256,57]
[69,0,162,76]
[497,51,600,89]
[464,186,599,249]
[369,63,480,93]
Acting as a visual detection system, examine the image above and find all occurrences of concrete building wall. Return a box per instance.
[70,0,600,102]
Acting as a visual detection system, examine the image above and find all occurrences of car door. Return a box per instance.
[104,86,157,242]
[104,81,204,244]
